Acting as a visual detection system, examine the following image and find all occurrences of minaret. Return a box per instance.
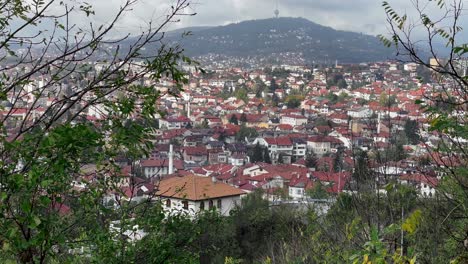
[168,144,174,175]
[377,112,381,134]
[186,96,191,118]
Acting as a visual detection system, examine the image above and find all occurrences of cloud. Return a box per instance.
[70,0,394,36]
[15,0,468,43]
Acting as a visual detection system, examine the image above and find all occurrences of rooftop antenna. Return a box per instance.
[274,0,279,18]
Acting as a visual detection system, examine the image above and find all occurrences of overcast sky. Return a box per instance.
[84,0,467,39]
[22,0,462,45]
[90,0,396,35]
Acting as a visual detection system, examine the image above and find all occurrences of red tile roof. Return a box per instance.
[183,146,208,156]
[140,159,184,170]
[156,175,245,200]
[264,136,292,146]
[400,174,439,187]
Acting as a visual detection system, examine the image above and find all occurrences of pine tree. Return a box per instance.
[305,150,318,168]
[263,148,271,164]
[201,119,209,128]
[240,113,248,123]
[250,143,263,163]
[229,114,239,125]
[278,153,286,164]
[270,79,278,92]
[272,93,280,107]
[333,147,344,172]
[404,119,420,145]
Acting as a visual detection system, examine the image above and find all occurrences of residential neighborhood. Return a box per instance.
[3,59,463,217]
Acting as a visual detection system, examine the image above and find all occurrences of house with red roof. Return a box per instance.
[347,107,373,119]
[280,114,308,127]
[138,158,184,178]
[254,136,294,164]
[288,174,314,199]
[222,113,268,127]
[156,174,245,216]
[0,108,28,120]
[374,132,391,143]
[276,124,293,131]
[311,171,351,194]
[399,173,438,197]
[182,146,208,165]
[159,116,192,129]
[329,113,348,124]
[307,136,343,155]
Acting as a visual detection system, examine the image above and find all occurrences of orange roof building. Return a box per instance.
[156,175,245,216]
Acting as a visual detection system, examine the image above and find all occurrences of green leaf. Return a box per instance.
[40,179,53,187]
[39,196,51,206]
[402,209,422,234]
[0,192,7,201]
[21,201,31,212]
[33,216,41,227]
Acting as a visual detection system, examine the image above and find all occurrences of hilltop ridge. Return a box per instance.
[164,17,394,63]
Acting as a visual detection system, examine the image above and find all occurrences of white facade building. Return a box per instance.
[280,114,308,127]
[156,175,245,217]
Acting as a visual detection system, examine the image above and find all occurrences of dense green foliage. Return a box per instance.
[0,1,200,263]
[235,125,259,142]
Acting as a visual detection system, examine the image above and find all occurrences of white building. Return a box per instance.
[159,116,192,129]
[138,159,184,178]
[399,174,439,198]
[156,174,245,217]
[306,136,339,155]
[347,108,373,119]
[291,138,307,160]
[280,114,308,127]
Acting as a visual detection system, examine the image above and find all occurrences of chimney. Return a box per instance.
[168,144,174,175]
[211,175,217,183]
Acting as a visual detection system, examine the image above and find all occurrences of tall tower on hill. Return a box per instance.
[274,0,279,18]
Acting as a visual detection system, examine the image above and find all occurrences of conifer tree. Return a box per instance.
[250,142,264,163]
[263,148,272,164]
[229,114,239,125]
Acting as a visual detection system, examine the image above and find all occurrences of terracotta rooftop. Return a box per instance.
[156,174,245,201]
[140,159,184,170]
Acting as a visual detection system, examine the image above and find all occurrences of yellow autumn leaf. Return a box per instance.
[402,209,422,234]
[362,254,370,264]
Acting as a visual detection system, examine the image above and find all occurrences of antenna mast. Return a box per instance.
[274,0,279,18]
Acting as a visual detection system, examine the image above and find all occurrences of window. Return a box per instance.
[182,200,189,210]
[209,200,214,209]
[166,199,171,208]
[217,199,222,210]
[200,201,205,210]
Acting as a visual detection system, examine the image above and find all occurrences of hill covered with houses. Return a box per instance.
[155,17,396,64]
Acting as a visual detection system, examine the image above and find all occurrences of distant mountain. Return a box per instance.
[163,17,394,64]
[165,26,213,37]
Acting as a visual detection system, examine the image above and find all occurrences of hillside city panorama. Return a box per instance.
[0,0,467,263]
